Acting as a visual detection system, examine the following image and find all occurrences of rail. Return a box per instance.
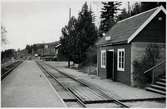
[36,61,87,108]
[144,61,165,84]
[41,61,129,108]
[1,61,23,80]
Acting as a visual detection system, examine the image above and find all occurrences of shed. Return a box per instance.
[96,6,166,86]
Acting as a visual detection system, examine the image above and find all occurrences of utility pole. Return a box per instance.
[69,8,71,20]
[68,8,71,67]
[128,2,131,16]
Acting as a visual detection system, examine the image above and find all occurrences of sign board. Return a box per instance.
[105,36,111,41]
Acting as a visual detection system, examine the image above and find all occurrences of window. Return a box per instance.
[101,50,106,68]
[117,48,125,71]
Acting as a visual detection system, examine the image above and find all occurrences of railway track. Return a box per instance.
[36,61,129,108]
[1,61,23,80]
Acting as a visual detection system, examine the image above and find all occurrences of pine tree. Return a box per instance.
[131,2,141,16]
[60,2,98,65]
[1,26,7,45]
[130,2,166,16]
[74,2,98,64]
[26,45,32,54]
[99,1,121,36]
[117,8,130,21]
[141,2,158,12]
[59,16,78,67]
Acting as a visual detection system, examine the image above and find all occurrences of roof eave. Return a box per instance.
[127,6,166,44]
[97,40,128,47]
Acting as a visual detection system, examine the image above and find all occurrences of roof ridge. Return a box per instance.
[117,6,159,24]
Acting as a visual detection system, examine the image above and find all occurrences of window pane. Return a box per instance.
[119,62,121,68]
[104,53,106,66]
[119,52,121,57]
[122,51,124,69]
[122,51,124,57]
[101,52,103,66]
[122,57,124,64]
[122,61,123,69]
[102,53,104,65]
[119,57,121,62]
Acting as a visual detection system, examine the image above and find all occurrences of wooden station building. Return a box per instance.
[96,6,166,86]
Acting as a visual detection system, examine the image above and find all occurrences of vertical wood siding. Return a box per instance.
[97,44,131,85]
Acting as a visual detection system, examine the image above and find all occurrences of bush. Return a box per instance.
[133,60,151,88]
[78,46,97,68]
[133,44,160,88]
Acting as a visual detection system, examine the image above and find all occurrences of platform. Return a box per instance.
[1,61,66,107]
[45,61,165,101]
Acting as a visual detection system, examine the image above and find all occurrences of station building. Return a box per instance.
[96,6,166,86]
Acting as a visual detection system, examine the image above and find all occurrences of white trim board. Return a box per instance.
[101,50,106,68]
[127,6,166,43]
[118,7,158,24]
[108,49,114,52]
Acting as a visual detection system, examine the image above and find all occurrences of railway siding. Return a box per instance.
[1,61,23,80]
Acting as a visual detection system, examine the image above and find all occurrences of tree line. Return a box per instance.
[1,2,165,64]
[1,49,16,63]
[59,1,166,67]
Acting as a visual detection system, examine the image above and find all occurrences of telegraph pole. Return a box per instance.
[128,2,131,16]
[69,8,71,20]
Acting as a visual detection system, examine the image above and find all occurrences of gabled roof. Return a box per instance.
[97,6,166,46]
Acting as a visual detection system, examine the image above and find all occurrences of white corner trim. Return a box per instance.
[128,6,166,43]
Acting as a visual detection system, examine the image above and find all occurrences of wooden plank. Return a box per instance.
[70,87,86,101]
[69,86,115,104]
[58,91,76,102]
[71,87,95,101]
[86,87,107,101]
[79,87,98,101]
[76,87,93,101]
[83,87,102,101]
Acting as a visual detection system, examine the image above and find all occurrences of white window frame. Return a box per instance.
[101,50,106,68]
[117,48,125,71]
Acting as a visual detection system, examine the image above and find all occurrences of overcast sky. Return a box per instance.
[2,0,130,50]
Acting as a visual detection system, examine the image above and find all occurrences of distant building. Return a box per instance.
[35,41,61,61]
[96,6,166,86]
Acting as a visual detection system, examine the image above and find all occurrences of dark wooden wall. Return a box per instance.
[97,10,166,86]
[97,44,131,85]
[132,11,166,43]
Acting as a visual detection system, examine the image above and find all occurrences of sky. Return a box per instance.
[1,0,130,50]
